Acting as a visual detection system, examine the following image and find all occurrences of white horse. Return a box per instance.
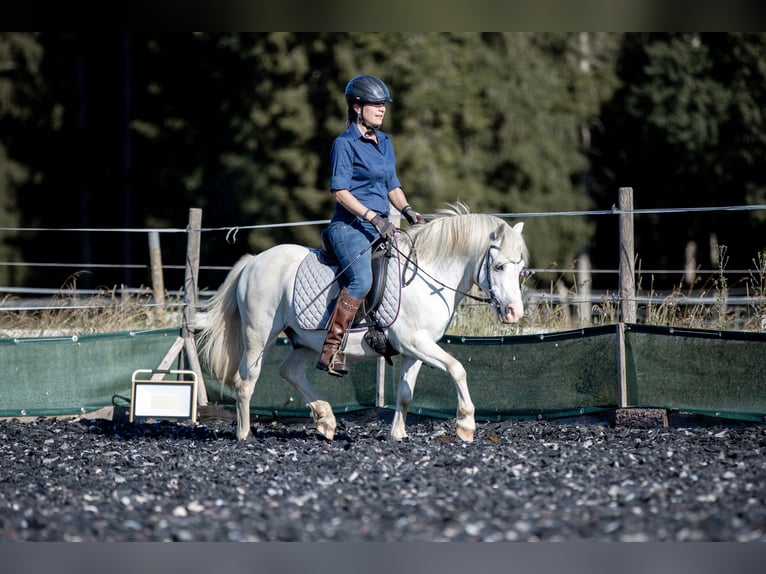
[198,203,528,442]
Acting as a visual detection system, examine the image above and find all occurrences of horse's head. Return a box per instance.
[477,221,527,324]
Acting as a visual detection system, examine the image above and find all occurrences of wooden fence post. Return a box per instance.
[616,322,628,408]
[181,207,207,405]
[577,252,592,326]
[618,187,636,324]
[148,231,165,308]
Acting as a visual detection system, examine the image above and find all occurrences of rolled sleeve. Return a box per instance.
[329,139,353,191]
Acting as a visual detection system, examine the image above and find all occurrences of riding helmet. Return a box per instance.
[345,75,394,105]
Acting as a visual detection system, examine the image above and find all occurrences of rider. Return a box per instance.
[317,74,425,377]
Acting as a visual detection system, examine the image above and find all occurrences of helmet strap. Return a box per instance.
[358,117,376,137]
[356,104,377,138]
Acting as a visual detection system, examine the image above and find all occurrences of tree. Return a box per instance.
[591,33,766,283]
[334,33,620,278]
[0,33,658,296]
[130,33,344,279]
[0,33,44,286]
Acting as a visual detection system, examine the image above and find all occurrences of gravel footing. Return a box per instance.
[1,407,765,542]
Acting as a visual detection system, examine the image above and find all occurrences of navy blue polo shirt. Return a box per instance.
[329,123,402,223]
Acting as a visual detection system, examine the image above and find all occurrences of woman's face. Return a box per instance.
[356,102,386,129]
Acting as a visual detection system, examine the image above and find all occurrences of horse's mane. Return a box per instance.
[403,202,527,265]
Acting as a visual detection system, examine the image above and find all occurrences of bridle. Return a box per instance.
[476,243,503,308]
[475,242,526,310]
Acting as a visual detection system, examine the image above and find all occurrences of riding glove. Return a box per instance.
[402,205,425,225]
[371,214,395,239]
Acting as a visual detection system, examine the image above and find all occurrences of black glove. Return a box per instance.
[402,205,425,225]
[371,214,395,239]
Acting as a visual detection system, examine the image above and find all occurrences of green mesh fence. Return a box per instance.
[208,326,618,419]
[2,324,764,422]
[382,326,619,421]
[205,338,377,417]
[0,328,181,417]
[624,324,766,422]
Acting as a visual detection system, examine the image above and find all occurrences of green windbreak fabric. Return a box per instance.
[624,324,766,422]
[210,326,618,420]
[0,329,181,416]
[4,324,763,422]
[382,326,619,421]
[205,338,377,417]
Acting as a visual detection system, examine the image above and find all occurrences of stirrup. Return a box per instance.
[316,350,348,377]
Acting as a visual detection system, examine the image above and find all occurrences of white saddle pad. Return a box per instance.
[292,248,401,331]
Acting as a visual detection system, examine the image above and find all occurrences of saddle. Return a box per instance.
[292,233,402,362]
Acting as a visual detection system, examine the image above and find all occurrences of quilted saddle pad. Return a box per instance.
[292,248,401,331]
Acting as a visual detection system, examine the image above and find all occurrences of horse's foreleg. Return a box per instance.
[279,347,336,440]
[405,337,476,442]
[450,361,476,443]
[390,358,422,442]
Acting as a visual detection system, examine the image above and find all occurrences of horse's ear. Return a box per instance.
[491,224,506,242]
[512,222,524,234]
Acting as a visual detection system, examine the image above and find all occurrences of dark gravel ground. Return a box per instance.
[1,407,765,543]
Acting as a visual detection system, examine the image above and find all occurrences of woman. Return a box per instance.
[317,74,425,377]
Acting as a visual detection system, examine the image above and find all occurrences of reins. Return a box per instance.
[393,228,501,306]
[245,221,522,371]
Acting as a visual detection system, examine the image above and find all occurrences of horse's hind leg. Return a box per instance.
[234,332,273,440]
[390,357,422,442]
[279,346,337,440]
[233,372,256,441]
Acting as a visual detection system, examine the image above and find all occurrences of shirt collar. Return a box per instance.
[344,123,388,143]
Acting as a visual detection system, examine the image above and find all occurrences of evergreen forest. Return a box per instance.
[1,33,765,293]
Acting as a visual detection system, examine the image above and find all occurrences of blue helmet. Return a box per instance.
[345,75,394,105]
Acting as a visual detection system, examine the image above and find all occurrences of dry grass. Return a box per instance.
[2,250,764,337]
[0,276,182,337]
[636,247,765,332]
[449,248,766,336]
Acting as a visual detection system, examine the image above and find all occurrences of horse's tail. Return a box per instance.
[197,254,254,387]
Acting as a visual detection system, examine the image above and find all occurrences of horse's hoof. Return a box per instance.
[389,431,408,442]
[456,426,475,442]
[316,422,336,441]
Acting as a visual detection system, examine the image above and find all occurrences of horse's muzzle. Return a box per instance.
[497,302,523,324]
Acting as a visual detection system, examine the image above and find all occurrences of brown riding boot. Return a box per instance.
[316,288,364,377]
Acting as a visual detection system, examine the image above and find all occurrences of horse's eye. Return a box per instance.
[494,263,505,272]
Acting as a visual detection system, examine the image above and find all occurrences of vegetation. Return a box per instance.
[2,248,764,336]
[1,33,765,300]
[450,247,766,336]
[0,272,182,337]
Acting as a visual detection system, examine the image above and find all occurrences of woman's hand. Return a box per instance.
[402,206,425,225]
[371,214,395,239]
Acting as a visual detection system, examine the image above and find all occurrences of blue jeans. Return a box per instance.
[325,219,379,299]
